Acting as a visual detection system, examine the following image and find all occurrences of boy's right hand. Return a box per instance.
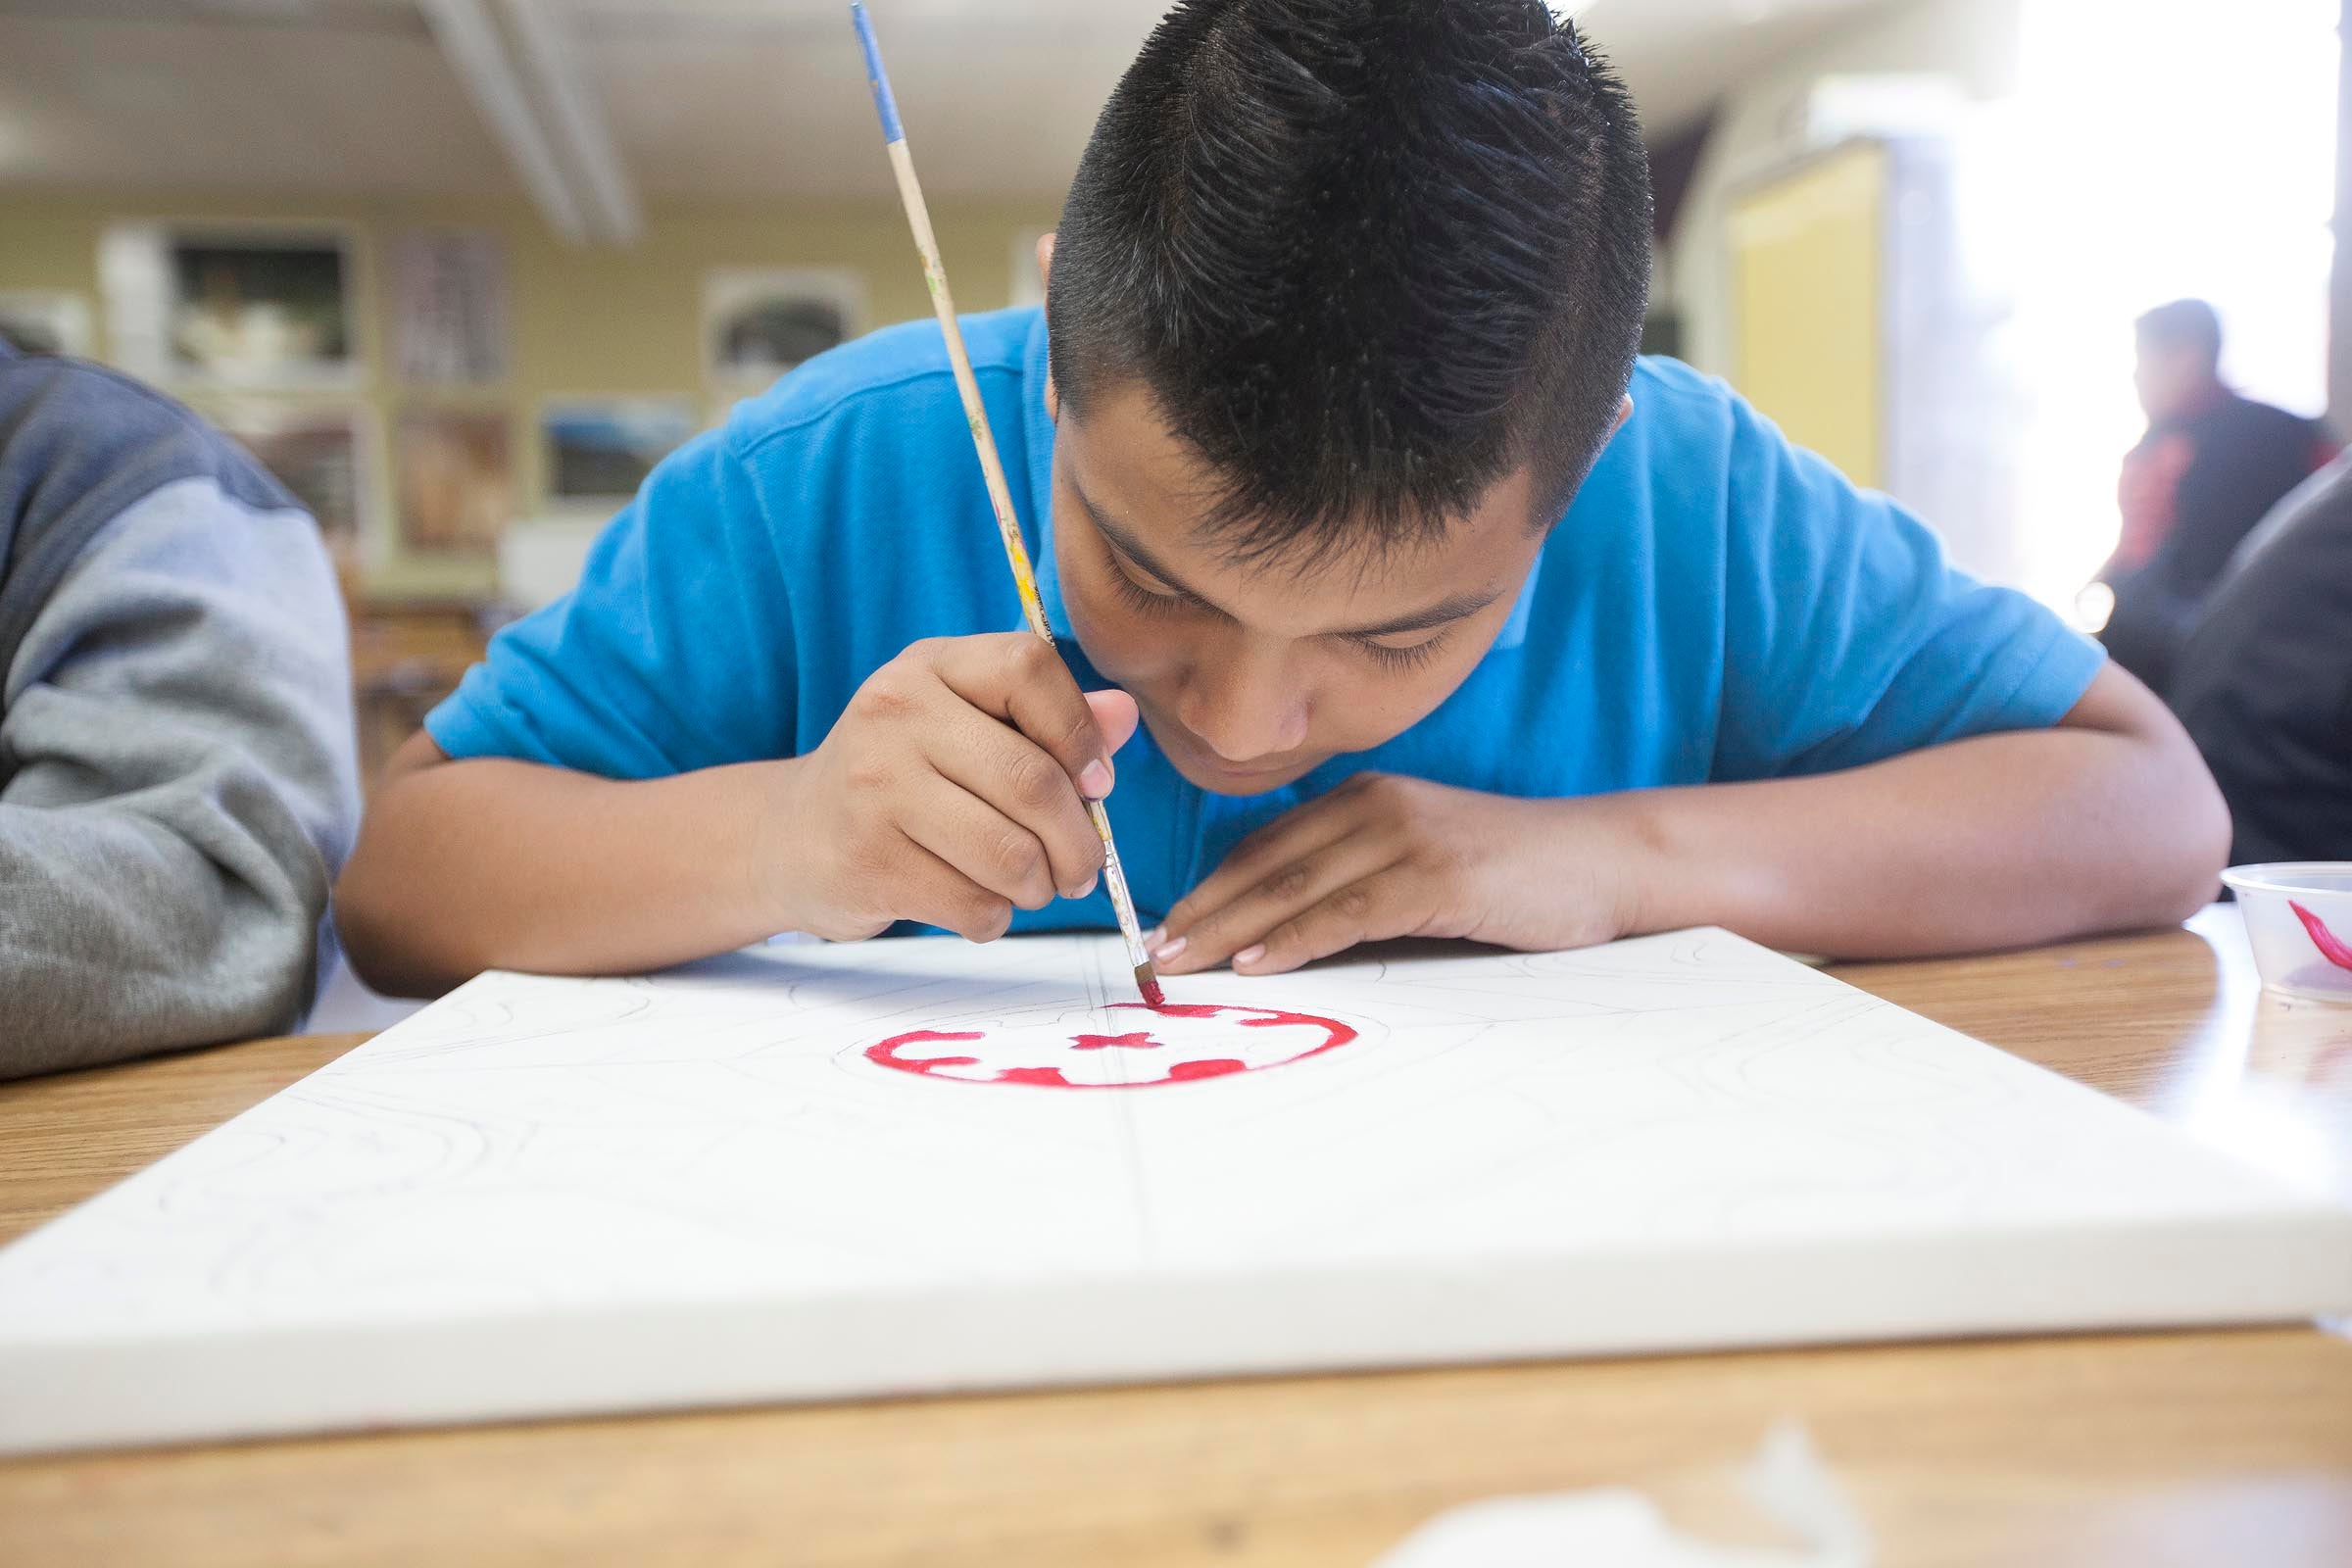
[764,633,1140,944]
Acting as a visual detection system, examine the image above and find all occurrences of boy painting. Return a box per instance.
[337,0,2225,995]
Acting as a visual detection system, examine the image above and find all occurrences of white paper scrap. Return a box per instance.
[1371,1424,1871,1568]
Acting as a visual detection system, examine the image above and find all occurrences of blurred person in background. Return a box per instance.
[2096,299,2337,695]
[2171,454,2352,865]
[0,341,361,1078]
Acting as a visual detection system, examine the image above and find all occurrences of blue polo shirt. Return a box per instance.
[428,307,2102,933]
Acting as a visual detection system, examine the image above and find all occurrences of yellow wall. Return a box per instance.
[0,191,1057,597]
[1727,141,1886,489]
[1661,0,2019,380]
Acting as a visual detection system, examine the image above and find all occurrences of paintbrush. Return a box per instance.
[850,1,1164,1007]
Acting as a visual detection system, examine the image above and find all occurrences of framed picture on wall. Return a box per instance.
[541,398,697,509]
[0,292,94,358]
[101,222,360,389]
[703,269,865,398]
[395,408,514,560]
[390,230,510,387]
[208,401,371,563]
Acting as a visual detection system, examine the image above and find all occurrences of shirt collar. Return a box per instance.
[1017,309,1540,654]
[1020,313,1076,638]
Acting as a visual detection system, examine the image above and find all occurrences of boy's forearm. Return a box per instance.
[336,747,796,997]
[1618,670,2230,958]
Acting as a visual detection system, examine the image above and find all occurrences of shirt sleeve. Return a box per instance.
[0,479,361,1079]
[1709,396,2106,783]
[425,427,796,778]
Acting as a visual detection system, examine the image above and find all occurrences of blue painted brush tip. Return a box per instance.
[849,3,905,145]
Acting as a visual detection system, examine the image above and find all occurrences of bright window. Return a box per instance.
[1981,0,2337,614]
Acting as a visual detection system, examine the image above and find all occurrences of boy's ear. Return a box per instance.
[1037,231,1058,420]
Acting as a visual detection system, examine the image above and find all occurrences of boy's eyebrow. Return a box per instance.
[1076,486,1504,639]
[1078,487,1220,607]
[1339,588,1505,639]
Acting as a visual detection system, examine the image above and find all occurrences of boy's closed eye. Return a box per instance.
[1101,541,1201,617]
[1100,538,1456,670]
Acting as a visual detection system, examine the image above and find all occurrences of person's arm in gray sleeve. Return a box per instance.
[0,474,361,1078]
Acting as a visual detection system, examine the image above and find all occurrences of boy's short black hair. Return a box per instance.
[2135,299,2224,368]
[1048,0,1652,569]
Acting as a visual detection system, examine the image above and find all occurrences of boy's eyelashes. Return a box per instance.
[1351,629,1449,671]
[1103,552,1198,616]
[1099,546,1452,670]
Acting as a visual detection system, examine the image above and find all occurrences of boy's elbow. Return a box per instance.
[332,795,459,1001]
[332,732,466,998]
[2071,662,2230,928]
[2133,721,2231,928]
[332,842,421,999]
[2160,760,2232,922]
[334,880,462,1001]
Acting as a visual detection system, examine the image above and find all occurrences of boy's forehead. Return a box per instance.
[1062,404,1543,629]
[1058,385,1542,599]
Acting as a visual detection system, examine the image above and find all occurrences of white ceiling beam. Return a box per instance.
[416,0,590,243]
[500,0,642,244]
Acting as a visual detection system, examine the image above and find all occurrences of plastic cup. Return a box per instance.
[2221,862,2352,1004]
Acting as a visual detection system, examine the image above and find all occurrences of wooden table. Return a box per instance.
[4,908,2350,1566]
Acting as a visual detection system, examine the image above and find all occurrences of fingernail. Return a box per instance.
[1146,925,1165,948]
[1152,934,1187,961]
[1072,873,1098,900]
[1078,759,1112,798]
[1234,944,1265,968]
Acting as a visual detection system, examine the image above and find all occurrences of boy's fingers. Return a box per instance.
[1084,688,1141,759]
[892,834,1018,945]
[900,777,1060,910]
[1238,869,1431,976]
[1158,799,1365,955]
[1215,785,1354,870]
[926,706,1103,897]
[928,634,1119,797]
[1156,836,1397,976]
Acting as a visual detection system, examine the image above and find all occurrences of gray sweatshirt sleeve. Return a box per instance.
[0,475,361,1078]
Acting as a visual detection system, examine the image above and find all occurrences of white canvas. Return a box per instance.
[3,928,2347,1454]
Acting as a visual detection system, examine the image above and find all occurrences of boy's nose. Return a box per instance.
[1176,651,1310,763]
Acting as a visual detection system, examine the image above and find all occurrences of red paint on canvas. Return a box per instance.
[1165,1057,1249,1081]
[863,1004,1357,1089]
[862,1029,985,1074]
[1069,1031,1160,1052]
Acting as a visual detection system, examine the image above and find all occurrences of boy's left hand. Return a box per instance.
[1149,773,1648,977]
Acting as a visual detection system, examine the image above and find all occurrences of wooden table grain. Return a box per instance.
[4,907,2350,1567]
